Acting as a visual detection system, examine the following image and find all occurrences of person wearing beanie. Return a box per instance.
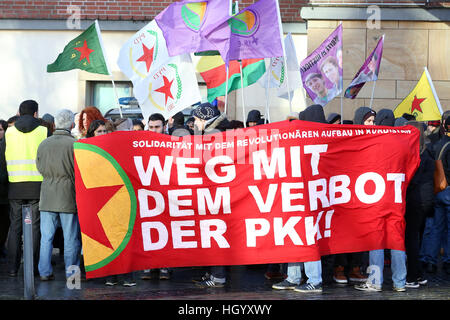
[298,104,327,124]
[192,102,230,134]
[246,110,265,127]
[353,107,376,125]
[375,109,395,127]
[327,112,341,124]
[192,102,230,288]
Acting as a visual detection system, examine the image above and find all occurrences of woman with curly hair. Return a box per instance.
[78,106,106,138]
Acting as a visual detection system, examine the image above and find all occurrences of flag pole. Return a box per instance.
[424,66,443,115]
[95,20,123,118]
[239,60,247,127]
[283,55,292,114]
[369,80,377,109]
[265,59,271,123]
[275,0,290,114]
[224,64,229,114]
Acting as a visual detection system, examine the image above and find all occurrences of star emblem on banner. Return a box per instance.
[155,75,174,105]
[74,40,94,64]
[137,43,154,72]
[76,175,123,250]
[411,95,426,114]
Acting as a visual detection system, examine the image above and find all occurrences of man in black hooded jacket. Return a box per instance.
[0,100,49,276]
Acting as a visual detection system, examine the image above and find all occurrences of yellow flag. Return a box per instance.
[394,68,443,121]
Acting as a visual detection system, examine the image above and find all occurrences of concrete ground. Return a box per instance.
[0,251,449,301]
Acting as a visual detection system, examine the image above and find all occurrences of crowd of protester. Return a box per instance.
[0,99,448,293]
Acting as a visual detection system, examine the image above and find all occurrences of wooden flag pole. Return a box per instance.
[239,60,247,127]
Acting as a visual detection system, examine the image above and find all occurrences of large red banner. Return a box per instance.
[74,120,420,279]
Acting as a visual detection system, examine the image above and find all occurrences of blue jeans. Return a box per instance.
[38,211,81,278]
[427,188,450,264]
[286,260,322,286]
[420,217,435,263]
[368,249,406,288]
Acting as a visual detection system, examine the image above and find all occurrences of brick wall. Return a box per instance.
[0,0,306,22]
[1,1,446,22]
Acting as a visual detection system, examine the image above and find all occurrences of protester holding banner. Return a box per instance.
[402,121,435,287]
[191,102,231,288]
[423,116,450,275]
[272,104,328,293]
[354,114,408,292]
[36,109,81,281]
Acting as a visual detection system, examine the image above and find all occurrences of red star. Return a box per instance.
[155,75,174,105]
[75,162,123,250]
[74,40,94,64]
[136,43,154,72]
[411,95,426,113]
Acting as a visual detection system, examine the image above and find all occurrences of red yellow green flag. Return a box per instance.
[196,55,265,102]
[394,68,443,121]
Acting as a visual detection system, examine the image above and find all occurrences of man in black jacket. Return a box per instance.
[0,100,49,277]
[421,115,450,275]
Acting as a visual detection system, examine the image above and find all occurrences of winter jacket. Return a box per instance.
[203,113,231,134]
[0,115,49,199]
[406,145,436,218]
[36,129,77,213]
[434,135,450,185]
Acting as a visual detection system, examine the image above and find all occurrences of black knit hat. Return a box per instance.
[192,102,220,121]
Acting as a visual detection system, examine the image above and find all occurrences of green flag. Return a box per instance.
[47,21,109,75]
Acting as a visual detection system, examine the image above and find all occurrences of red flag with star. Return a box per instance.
[394,68,443,121]
[47,21,109,75]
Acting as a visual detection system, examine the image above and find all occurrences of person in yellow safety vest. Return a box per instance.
[0,100,49,277]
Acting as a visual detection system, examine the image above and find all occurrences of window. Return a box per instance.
[90,81,133,115]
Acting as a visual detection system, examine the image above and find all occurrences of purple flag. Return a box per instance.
[155,0,231,57]
[203,0,284,65]
[344,35,384,99]
[300,24,343,107]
